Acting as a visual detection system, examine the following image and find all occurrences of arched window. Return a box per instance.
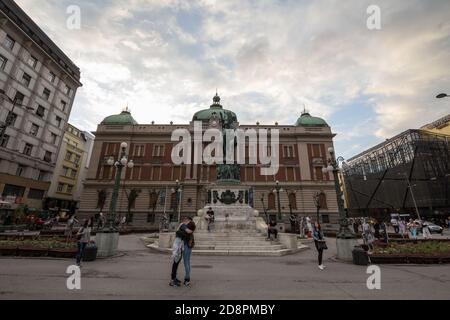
[289,193,297,210]
[170,192,177,210]
[268,193,276,210]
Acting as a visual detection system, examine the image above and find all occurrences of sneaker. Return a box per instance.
[318,265,324,270]
[169,280,181,287]
[321,264,326,269]
[184,280,191,287]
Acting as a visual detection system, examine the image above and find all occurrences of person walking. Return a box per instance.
[312,221,327,270]
[422,220,432,239]
[353,218,359,235]
[75,219,91,267]
[399,219,406,237]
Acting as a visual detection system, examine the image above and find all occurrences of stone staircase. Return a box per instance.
[148,230,308,256]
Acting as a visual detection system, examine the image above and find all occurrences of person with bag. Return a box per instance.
[75,219,91,267]
[312,221,327,270]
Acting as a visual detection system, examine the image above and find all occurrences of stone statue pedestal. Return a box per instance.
[196,185,263,233]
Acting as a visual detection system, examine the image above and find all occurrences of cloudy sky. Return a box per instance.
[15,0,450,159]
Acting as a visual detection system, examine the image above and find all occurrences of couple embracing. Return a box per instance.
[170,216,196,287]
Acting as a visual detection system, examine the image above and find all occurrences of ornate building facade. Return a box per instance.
[79,95,340,229]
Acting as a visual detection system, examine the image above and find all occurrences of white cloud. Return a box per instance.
[14,0,450,156]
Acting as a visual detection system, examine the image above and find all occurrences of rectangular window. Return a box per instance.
[134,145,145,157]
[38,171,46,181]
[0,55,7,70]
[60,100,67,112]
[44,151,52,163]
[14,91,25,105]
[62,166,69,177]
[43,88,51,101]
[22,73,31,87]
[315,167,324,180]
[57,183,64,193]
[48,71,56,83]
[283,145,295,158]
[66,185,73,194]
[16,164,26,177]
[321,215,330,224]
[2,184,25,198]
[36,105,45,118]
[30,123,39,136]
[0,134,9,148]
[28,188,45,200]
[312,144,321,158]
[55,116,62,128]
[74,154,81,165]
[51,133,57,144]
[64,85,72,96]
[6,112,17,126]
[23,143,33,156]
[70,169,77,179]
[4,35,15,50]
[65,151,72,161]
[153,145,165,157]
[27,55,38,69]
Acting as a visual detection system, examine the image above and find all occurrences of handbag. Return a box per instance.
[317,239,328,250]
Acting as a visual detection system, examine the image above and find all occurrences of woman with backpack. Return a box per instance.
[312,221,327,270]
[75,219,91,267]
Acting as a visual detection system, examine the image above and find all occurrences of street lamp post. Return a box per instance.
[172,179,183,222]
[322,147,357,261]
[96,142,134,257]
[273,181,283,221]
[313,192,321,223]
[399,173,421,221]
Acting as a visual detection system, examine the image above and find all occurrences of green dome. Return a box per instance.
[193,94,237,123]
[102,109,138,125]
[295,112,328,127]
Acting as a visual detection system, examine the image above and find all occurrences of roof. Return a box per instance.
[295,112,328,126]
[101,110,138,125]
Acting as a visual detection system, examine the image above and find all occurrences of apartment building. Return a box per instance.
[0,0,82,214]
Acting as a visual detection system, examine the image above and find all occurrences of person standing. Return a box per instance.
[353,219,359,235]
[312,222,327,270]
[391,217,399,233]
[182,217,196,287]
[205,207,215,232]
[75,219,91,267]
[362,219,375,252]
[289,214,297,234]
[65,214,78,242]
[306,217,312,238]
[170,218,189,287]
[408,219,418,240]
[399,219,406,237]
[97,212,106,230]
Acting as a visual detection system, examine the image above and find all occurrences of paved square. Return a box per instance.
[1,234,450,300]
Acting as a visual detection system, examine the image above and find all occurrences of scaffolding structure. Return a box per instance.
[343,130,450,218]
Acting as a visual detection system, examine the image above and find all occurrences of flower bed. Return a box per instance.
[0,239,77,258]
[369,241,450,264]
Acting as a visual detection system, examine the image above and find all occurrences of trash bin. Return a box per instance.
[83,242,98,262]
[352,246,369,265]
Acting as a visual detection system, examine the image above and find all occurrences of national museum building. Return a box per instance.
[78,95,340,229]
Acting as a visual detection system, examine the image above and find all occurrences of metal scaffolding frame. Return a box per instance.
[342,130,450,217]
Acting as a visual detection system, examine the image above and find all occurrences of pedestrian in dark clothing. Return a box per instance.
[75,219,91,267]
[313,221,327,270]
